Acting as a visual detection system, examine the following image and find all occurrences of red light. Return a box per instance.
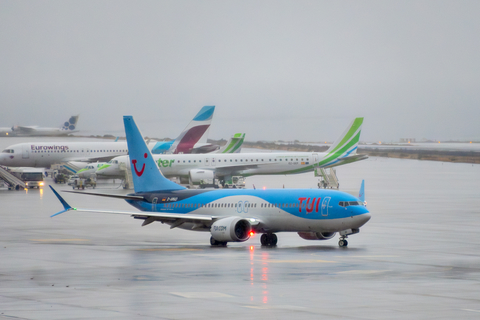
[249,231,255,237]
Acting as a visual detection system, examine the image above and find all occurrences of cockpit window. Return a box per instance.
[2,149,14,153]
[339,201,363,207]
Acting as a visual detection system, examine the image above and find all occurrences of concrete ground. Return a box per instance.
[1,156,480,319]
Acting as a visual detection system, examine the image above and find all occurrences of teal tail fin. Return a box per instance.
[123,116,186,192]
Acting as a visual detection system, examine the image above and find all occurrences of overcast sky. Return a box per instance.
[1,1,479,142]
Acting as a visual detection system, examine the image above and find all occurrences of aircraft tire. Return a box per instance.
[338,240,348,247]
[271,234,278,246]
[261,234,277,247]
[210,237,227,247]
[260,234,268,246]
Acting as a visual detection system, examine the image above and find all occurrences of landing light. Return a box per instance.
[263,186,266,190]
[249,231,255,237]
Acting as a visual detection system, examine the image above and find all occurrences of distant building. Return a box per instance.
[399,138,416,143]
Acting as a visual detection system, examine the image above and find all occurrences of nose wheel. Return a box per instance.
[338,237,348,247]
[260,233,277,246]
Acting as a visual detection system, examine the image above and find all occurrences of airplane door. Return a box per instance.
[205,158,210,166]
[22,145,29,159]
[313,153,318,164]
[321,197,331,216]
[152,197,158,211]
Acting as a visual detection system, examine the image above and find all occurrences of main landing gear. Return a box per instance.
[260,233,277,247]
[210,236,227,247]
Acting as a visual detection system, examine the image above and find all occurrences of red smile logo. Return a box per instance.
[132,153,148,176]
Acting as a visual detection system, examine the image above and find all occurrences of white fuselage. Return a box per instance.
[0,142,129,168]
[98,151,327,180]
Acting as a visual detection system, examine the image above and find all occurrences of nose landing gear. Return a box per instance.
[338,238,348,247]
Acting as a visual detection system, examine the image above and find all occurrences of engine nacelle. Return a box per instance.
[188,169,215,185]
[211,216,251,242]
[297,231,336,241]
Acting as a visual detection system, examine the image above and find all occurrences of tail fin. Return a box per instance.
[215,133,245,153]
[61,115,79,131]
[317,117,364,167]
[358,180,365,203]
[170,106,215,154]
[123,116,186,192]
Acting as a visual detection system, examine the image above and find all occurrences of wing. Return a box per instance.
[50,186,262,230]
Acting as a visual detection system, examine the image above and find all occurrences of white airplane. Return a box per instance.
[97,118,367,185]
[0,115,79,137]
[50,115,371,247]
[0,141,129,168]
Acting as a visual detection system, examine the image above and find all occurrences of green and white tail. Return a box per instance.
[215,133,245,153]
[317,117,365,167]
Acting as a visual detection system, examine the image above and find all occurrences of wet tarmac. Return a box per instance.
[1,156,480,319]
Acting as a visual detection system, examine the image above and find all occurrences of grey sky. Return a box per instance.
[1,1,479,142]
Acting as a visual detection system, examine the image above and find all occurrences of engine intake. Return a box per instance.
[298,231,336,240]
[211,216,251,242]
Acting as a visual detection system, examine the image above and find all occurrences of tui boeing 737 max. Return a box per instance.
[50,116,371,247]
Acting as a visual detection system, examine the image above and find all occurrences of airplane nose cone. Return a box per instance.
[358,211,371,226]
[349,206,371,228]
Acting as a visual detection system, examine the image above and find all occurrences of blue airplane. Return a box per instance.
[50,116,371,247]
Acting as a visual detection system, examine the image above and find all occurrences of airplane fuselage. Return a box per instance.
[127,188,370,233]
[0,142,129,168]
[97,150,359,180]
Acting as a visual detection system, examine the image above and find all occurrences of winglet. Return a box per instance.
[358,180,365,203]
[49,185,75,217]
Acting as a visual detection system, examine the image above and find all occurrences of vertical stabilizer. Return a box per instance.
[61,115,79,131]
[170,106,215,154]
[317,117,364,167]
[123,116,186,192]
[215,133,245,153]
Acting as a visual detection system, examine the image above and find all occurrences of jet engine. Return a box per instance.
[211,216,251,242]
[188,169,215,185]
[297,231,336,240]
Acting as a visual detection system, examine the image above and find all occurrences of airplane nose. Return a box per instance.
[349,207,371,228]
[358,211,371,226]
